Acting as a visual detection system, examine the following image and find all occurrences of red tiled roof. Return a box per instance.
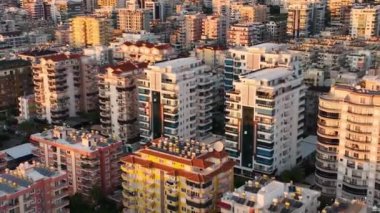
[217,201,232,210]
[123,41,172,50]
[42,53,82,62]
[106,61,148,74]
[121,155,235,182]
[155,44,172,50]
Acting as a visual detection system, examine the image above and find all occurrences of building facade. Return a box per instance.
[138,57,217,143]
[70,16,112,47]
[201,15,227,45]
[0,59,32,111]
[30,126,123,196]
[98,61,147,149]
[225,67,305,175]
[117,9,152,33]
[315,76,380,207]
[121,137,235,212]
[0,162,69,213]
[18,94,36,121]
[350,5,380,39]
[32,53,98,124]
[228,23,267,47]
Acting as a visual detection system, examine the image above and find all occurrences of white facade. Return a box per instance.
[225,67,306,175]
[18,94,36,121]
[220,178,320,213]
[138,57,216,142]
[83,45,113,65]
[350,5,380,39]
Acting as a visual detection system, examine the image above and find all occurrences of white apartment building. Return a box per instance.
[98,61,147,150]
[18,94,36,121]
[138,57,216,143]
[350,5,380,39]
[224,43,300,91]
[315,76,380,206]
[83,45,113,66]
[32,53,98,124]
[225,67,306,175]
[219,177,320,213]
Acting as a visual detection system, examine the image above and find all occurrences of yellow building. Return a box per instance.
[232,4,267,23]
[121,138,235,212]
[70,16,111,47]
[117,9,152,33]
[97,0,117,7]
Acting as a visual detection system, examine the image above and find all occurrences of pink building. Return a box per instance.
[0,162,69,212]
[30,126,124,196]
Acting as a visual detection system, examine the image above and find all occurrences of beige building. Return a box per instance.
[30,126,124,196]
[70,16,112,47]
[98,61,147,150]
[228,22,267,47]
[315,76,380,207]
[97,0,117,7]
[328,0,354,23]
[116,41,177,62]
[231,4,267,23]
[117,9,152,33]
[350,5,380,39]
[201,15,227,45]
[32,53,98,124]
[184,13,206,49]
[121,138,234,212]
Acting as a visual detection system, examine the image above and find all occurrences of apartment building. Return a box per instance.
[184,13,206,49]
[287,1,325,38]
[0,59,32,111]
[98,61,147,149]
[32,53,98,124]
[138,57,217,143]
[70,16,112,47]
[97,0,116,7]
[224,43,300,91]
[121,138,234,212]
[328,0,354,23]
[201,15,227,45]
[83,45,113,66]
[18,94,36,121]
[0,162,69,213]
[227,22,267,47]
[350,5,380,39]
[116,41,177,63]
[20,0,45,20]
[315,76,380,206]
[30,126,123,196]
[116,9,152,33]
[231,4,267,23]
[219,177,320,213]
[195,45,227,68]
[322,198,367,213]
[18,49,58,63]
[266,20,287,42]
[225,67,305,175]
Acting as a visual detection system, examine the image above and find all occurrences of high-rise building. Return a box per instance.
[225,67,305,175]
[98,61,147,150]
[328,0,354,23]
[231,4,267,23]
[350,5,380,40]
[184,13,205,49]
[315,76,380,206]
[97,0,116,7]
[287,0,325,38]
[201,15,227,45]
[30,126,123,196]
[21,0,45,20]
[18,94,36,121]
[121,138,234,212]
[116,9,152,33]
[32,53,98,124]
[0,59,32,111]
[70,16,112,48]
[138,57,217,143]
[227,22,267,47]
[224,43,300,91]
[219,177,320,213]
[0,162,69,213]
[266,20,287,42]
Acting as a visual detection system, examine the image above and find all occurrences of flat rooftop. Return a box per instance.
[151,57,200,70]
[240,67,291,81]
[0,59,30,70]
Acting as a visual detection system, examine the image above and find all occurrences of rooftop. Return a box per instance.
[0,59,31,70]
[3,143,36,161]
[150,57,201,70]
[105,61,148,74]
[18,49,57,57]
[0,162,64,197]
[30,126,121,153]
[240,67,291,81]
[42,53,82,62]
[123,41,172,50]
[322,198,367,213]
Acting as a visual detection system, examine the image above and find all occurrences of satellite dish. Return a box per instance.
[214,141,224,152]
